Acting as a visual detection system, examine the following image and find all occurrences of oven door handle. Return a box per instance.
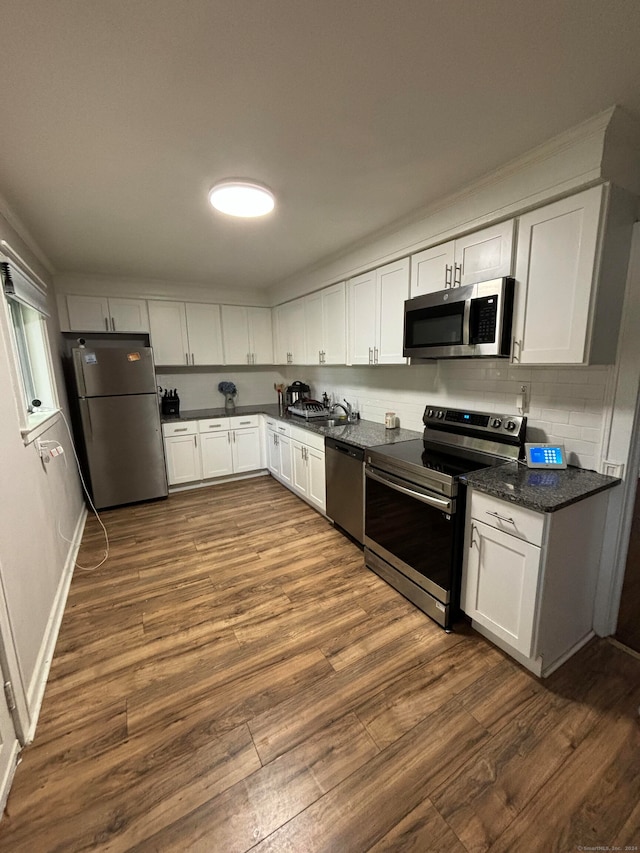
[366,467,453,513]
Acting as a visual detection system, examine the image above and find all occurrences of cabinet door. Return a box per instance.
[67,295,110,332]
[109,298,149,333]
[322,281,346,364]
[232,427,262,473]
[267,431,280,475]
[512,186,602,365]
[290,440,308,497]
[272,306,288,364]
[410,242,455,297]
[148,301,190,366]
[304,292,324,365]
[454,220,515,287]
[200,431,233,478]
[376,257,409,364]
[307,446,326,512]
[462,519,541,657]
[248,307,274,364]
[164,434,202,485]
[185,303,223,365]
[347,270,376,364]
[287,299,307,364]
[279,434,292,486]
[221,306,251,365]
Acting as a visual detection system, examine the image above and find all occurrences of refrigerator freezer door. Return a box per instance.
[73,347,158,397]
[79,394,168,509]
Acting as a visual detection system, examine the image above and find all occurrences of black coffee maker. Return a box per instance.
[285,381,310,408]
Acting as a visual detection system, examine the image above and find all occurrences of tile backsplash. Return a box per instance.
[292,360,613,471]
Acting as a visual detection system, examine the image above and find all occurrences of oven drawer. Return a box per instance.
[470,490,545,546]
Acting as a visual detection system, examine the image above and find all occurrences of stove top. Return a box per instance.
[366,403,526,493]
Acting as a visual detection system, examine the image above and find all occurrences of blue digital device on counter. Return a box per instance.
[525,442,567,469]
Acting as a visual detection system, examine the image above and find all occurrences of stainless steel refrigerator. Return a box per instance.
[71,346,168,509]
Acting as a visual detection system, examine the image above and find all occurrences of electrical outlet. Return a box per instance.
[517,383,530,414]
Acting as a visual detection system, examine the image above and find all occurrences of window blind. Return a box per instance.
[1,260,49,317]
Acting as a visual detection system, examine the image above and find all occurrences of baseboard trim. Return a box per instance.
[0,740,21,816]
[168,469,269,493]
[24,505,88,744]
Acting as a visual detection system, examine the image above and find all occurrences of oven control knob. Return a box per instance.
[504,419,517,431]
[491,418,502,428]
[436,410,445,419]
[427,408,434,418]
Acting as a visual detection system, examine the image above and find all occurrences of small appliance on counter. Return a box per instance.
[161,388,180,417]
[285,380,310,408]
[288,400,329,419]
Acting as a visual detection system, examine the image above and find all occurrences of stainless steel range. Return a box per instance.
[364,404,526,630]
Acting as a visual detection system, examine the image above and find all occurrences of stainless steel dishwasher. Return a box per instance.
[325,437,365,544]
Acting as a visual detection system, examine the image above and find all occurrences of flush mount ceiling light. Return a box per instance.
[208,180,275,218]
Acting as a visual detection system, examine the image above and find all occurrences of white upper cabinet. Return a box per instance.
[66,295,149,332]
[148,301,189,365]
[274,299,306,364]
[410,220,515,297]
[454,220,515,288]
[221,305,273,365]
[185,303,224,365]
[349,258,409,365]
[303,281,347,365]
[148,301,223,366]
[511,184,633,365]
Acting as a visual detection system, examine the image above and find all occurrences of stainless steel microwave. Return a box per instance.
[403,277,515,360]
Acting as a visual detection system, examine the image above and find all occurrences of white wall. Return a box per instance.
[0,209,84,729]
[156,366,286,412]
[290,361,611,470]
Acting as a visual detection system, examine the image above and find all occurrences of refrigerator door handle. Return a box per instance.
[79,398,93,442]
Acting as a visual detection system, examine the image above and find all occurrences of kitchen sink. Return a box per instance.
[312,417,349,427]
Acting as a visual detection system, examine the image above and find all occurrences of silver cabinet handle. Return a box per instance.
[185,353,189,365]
[104,317,109,331]
[454,262,462,286]
[209,424,222,428]
[274,433,279,446]
[191,353,195,365]
[445,265,453,288]
[239,420,251,425]
[512,338,521,362]
[111,317,116,331]
[368,347,373,364]
[486,510,515,525]
[469,522,479,549]
[174,427,188,432]
[374,347,379,364]
[194,435,198,447]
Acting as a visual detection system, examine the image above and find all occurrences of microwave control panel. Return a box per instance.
[469,296,498,344]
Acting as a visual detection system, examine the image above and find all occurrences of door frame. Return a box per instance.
[595,222,640,635]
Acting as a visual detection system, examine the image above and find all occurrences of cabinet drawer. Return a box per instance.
[229,415,260,429]
[274,422,290,437]
[470,490,545,546]
[198,418,230,432]
[162,420,198,437]
[290,425,325,452]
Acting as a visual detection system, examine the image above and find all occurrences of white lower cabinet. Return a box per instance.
[290,426,326,512]
[163,416,262,486]
[461,487,610,676]
[163,421,201,485]
[265,418,293,486]
[265,418,325,513]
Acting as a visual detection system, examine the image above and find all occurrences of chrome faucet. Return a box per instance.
[331,399,356,421]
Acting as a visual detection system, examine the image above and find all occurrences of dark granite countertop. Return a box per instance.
[461,462,621,512]
[161,405,421,449]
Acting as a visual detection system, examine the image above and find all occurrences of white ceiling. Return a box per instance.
[1,0,640,292]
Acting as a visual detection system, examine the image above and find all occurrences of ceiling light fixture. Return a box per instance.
[208,180,275,218]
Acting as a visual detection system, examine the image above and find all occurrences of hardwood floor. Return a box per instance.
[1,476,639,852]
[616,478,640,653]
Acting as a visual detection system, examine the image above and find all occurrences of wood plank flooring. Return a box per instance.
[1,476,639,852]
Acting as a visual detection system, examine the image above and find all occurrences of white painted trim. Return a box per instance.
[0,740,20,816]
[24,505,87,745]
[593,223,640,635]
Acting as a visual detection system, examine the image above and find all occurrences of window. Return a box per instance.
[1,254,58,437]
